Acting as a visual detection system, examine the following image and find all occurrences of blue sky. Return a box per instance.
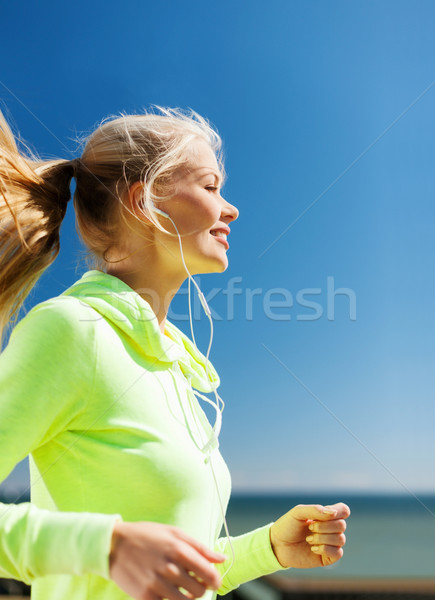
[1,0,435,497]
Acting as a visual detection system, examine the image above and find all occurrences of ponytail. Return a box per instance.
[0,110,74,346]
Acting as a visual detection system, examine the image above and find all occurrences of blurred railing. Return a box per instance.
[2,575,435,599]
[221,575,435,600]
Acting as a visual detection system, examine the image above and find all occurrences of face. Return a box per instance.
[151,140,239,277]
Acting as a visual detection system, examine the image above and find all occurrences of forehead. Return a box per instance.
[181,139,221,180]
[188,139,218,164]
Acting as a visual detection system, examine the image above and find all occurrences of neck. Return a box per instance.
[106,262,186,334]
[104,217,192,333]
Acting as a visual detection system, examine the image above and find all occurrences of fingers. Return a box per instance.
[168,527,226,591]
[301,501,348,568]
[174,544,222,590]
[309,544,344,566]
[308,519,347,534]
[306,532,346,547]
[305,514,347,568]
[163,563,208,598]
[155,575,197,600]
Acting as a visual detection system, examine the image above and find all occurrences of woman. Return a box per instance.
[0,106,350,600]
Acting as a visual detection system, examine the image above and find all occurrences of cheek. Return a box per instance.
[198,196,221,228]
[176,197,219,233]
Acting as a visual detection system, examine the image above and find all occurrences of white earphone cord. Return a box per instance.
[154,206,235,579]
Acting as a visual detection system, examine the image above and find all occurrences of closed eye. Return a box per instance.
[205,186,218,192]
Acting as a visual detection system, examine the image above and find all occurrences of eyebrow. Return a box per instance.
[198,170,225,186]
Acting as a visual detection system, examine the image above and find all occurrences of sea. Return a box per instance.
[223,494,435,579]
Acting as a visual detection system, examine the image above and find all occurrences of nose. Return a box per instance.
[221,196,239,222]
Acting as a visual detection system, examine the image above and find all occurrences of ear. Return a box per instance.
[128,181,150,220]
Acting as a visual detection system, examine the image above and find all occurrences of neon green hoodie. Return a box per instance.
[0,270,286,599]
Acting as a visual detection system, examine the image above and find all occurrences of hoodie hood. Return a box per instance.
[61,270,220,393]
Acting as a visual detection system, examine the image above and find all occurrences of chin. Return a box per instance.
[216,260,228,273]
[193,258,228,276]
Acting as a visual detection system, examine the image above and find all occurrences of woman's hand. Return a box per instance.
[109,521,226,600]
[270,503,350,569]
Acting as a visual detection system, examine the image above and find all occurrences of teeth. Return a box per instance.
[210,231,227,240]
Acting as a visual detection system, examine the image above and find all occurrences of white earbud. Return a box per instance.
[149,201,169,218]
[152,206,169,218]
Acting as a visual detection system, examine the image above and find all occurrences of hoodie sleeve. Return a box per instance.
[0,299,122,584]
[214,523,288,595]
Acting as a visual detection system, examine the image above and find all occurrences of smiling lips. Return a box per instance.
[210,230,227,240]
[209,230,229,249]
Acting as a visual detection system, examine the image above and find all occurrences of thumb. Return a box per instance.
[290,503,349,522]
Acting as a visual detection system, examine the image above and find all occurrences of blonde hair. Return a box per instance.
[0,106,225,345]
